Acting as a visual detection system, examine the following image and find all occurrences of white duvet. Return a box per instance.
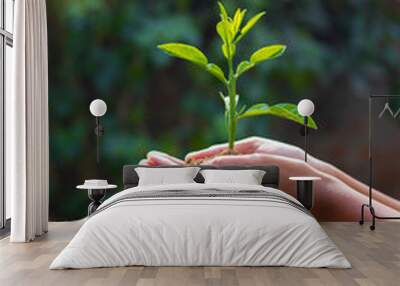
[50,183,350,269]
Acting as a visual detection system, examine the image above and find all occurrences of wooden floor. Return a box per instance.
[0,221,399,286]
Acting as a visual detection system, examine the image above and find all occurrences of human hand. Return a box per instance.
[186,136,305,163]
[140,137,400,220]
[140,137,304,166]
[185,136,400,220]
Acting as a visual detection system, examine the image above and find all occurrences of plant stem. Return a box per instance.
[227,58,237,150]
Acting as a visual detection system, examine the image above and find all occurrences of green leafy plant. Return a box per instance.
[158,2,317,151]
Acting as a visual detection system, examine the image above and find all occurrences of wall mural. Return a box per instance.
[47,0,400,221]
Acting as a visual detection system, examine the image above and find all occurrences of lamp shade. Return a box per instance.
[297,99,315,116]
[89,99,107,117]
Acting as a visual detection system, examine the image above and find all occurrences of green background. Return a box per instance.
[47,0,400,220]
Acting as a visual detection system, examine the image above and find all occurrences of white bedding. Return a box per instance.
[50,183,351,269]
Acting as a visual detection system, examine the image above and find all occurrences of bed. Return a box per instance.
[50,165,350,269]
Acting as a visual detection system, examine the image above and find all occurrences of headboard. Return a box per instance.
[123,165,280,189]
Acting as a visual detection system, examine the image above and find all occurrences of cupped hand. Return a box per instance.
[186,136,400,215]
[139,136,400,220]
[185,136,305,163]
[140,137,298,166]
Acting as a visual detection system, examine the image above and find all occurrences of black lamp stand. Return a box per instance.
[304,116,309,162]
[94,117,104,165]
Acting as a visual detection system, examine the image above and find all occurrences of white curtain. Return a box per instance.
[7,0,49,242]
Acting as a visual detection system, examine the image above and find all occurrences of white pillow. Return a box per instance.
[135,167,200,186]
[200,169,266,185]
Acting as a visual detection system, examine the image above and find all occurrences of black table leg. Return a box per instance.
[87,189,106,215]
[297,181,314,210]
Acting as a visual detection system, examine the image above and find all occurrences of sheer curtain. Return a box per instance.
[7,0,49,242]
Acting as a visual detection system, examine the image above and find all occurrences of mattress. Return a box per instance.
[50,183,350,269]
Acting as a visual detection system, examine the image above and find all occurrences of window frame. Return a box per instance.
[0,0,13,230]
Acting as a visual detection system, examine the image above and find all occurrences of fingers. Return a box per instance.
[138,158,163,167]
[185,143,228,162]
[138,159,150,166]
[185,137,262,162]
[146,151,184,166]
[234,137,264,154]
[206,153,308,171]
[257,141,304,160]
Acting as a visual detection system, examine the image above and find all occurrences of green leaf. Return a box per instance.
[218,1,228,20]
[157,43,208,67]
[216,20,234,44]
[206,63,227,83]
[240,11,266,38]
[238,103,317,129]
[244,103,269,113]
[221,42,236,59]
[216,4,237,59]
[232,8,246,34]
[250,45,286,64]
[235,60,255,77]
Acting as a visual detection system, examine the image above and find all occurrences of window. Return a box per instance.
[0,0,14,230]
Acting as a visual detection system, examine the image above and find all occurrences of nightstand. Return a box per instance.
[289,177,321,210]
[77,181,117,215]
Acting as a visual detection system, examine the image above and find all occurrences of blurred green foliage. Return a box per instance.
[47,0,400,220]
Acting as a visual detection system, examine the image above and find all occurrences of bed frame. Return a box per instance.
[123,165,280,189]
